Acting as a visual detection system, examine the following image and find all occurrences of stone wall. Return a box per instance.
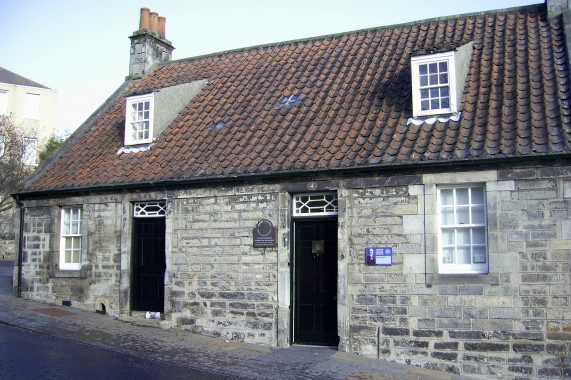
[168,186,281,345]
[16,187,284,345]
[345,167,571,378]
[17,197,123,313]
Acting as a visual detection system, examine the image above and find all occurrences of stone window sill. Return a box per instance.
[50,269,88,278]
[426,274,499,285]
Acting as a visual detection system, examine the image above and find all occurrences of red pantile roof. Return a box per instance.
[24,4,571,193]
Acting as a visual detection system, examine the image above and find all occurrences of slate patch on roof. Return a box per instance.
[276,94,302,109]
[209,121,231,130]
[23,4,571,193]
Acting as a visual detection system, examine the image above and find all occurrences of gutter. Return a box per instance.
[14,152,571,201]
[13,195,24,298]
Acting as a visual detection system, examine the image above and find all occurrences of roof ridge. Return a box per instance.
[160,3,544,68]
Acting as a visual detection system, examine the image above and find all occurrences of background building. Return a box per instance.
[0,67,57,259]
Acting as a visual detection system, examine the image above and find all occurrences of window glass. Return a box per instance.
[22,138,37,165]
[472,228,486,244]
[125,94,153,145]
[23,93,40,119]
[473,246,487,264]
[442,247,454,264]
[471,187,485,203]
[442,229,454,245]
[441,208,454,225]
[456,206,469,224]
[438,185,488,274]
[440,189,453,205]
[471,205,485,224]
[457,246,471,264]
[412,52,456,116]
[60,207,83,270]
[456,188,469,204]
[0,91,7,115]
[457,229,470,244]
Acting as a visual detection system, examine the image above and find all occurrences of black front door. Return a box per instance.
[132,218,166,312]
[293,219,339,345]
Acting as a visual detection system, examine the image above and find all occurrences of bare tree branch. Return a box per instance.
[0,115,35,212]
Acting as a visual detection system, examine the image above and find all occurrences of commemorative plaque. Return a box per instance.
[365,247,393,266]
[253,219,277,248]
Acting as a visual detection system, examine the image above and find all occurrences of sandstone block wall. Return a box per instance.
[16,197,123,314]
[168,186,281,345]
[345,167,571,378]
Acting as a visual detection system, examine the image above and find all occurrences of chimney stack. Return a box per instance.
[128,8,174,79]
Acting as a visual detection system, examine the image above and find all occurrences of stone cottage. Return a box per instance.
[14,2,571,378]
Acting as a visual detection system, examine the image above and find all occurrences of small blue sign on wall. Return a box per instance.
[366,247,393,266]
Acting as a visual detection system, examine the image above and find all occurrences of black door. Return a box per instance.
[132,218,166,312]
[293,219,339,345]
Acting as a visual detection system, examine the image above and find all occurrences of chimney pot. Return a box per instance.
[158,16,166,38]
[150,12,159,34]
[139,8,150,30]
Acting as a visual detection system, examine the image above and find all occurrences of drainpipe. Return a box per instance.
[14,195,24,298]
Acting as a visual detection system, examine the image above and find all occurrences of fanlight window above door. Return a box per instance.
[293,193,338,216]
[134,201,166,217]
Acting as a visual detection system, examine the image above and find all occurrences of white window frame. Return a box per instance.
[411,51,457,117]
[0,90,8,115]
[134,201,166,217]
[59,207,83,270]
[23,93,40,119]
[125,93,154,146]
[437,184,488,274]
[22,137,37,165]
[293,192,338,217]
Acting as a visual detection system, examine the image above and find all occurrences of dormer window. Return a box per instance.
[410,42,473,118]
[125,93,154,146]
[120,80,208,153]
[411,52,457,117]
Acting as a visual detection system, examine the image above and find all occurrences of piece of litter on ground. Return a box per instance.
[145,311,160,319]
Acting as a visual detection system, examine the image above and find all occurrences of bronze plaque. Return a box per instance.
[253,219,277,248]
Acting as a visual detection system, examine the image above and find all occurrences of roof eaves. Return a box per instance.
[15,151,570,200]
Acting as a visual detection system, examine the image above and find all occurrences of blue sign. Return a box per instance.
[366,247,393,266]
